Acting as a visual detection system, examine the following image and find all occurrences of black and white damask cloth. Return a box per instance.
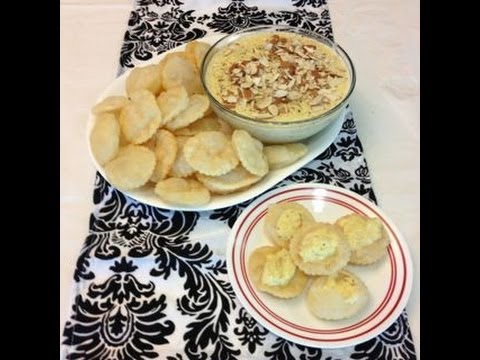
[62,1,417,359]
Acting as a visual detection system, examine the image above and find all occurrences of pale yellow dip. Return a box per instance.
[205,32,350,122]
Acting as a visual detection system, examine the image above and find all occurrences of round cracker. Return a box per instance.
[104,145,155,190]
[154,177,210,206]
[149,130,178,183]
[349,235,389,265]
[92,96,129,115]
[165,94,209,131]
[119,89,163,144]
[195,165,261,194]
[306,270,369,320]
[335,214,390,265]
[185,40,211,69]
[264,143,308,170]
[289,222,351,276]
[126,64,163,96]
[90,113,120,166]
[161,52,203,95]
[231,130,269,177]
[156,85,189,123]
[183,131,239,176]
[174,115,233,137]
[264,202,315,248]
[169,136,195,178]
[248,245,309,299]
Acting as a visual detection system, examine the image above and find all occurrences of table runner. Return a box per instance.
[62,1,417,359]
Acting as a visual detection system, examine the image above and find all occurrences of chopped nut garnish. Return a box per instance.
[205,32,350,121]
[225,95,238,104]
[287,91,302,101]
[303,44,316,53]
[309,95,326,106]
[268,104,279,116]
[274,89,289,98]
[256,97,272,109]
[242,88,253,100]
[245,62,258,75]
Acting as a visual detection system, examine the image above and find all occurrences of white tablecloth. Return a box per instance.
[60,0,419,355]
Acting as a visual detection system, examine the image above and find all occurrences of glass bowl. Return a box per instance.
[200,25,356,144]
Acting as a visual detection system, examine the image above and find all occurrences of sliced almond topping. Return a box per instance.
[240,77,253,88]
[225,95,238,104]
[273,89,288,98]
[231,67,242,75]
[270,73,280,82]
[303,44,316,53]
[279,53,293,63]
[273,96,289,105]
[252,77,262,86]
[259,56,269,67]
[255,112,273,119]
[242,88,253,100]
[238,98,247,107]
[295,49,308,59]
[280,61,294,69]
[268,104,279,116]
[245,62,258,75]
[309,95,325,106]
[240,82,253,89]
[287,91,302,101]
[256,97,272,109]
[213,32,349,120]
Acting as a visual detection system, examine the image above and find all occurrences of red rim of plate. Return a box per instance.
[228,184,413,348]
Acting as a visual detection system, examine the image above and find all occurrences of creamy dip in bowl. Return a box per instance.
[201,26,355,144]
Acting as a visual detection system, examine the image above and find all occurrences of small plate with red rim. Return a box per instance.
[226,183,413,348]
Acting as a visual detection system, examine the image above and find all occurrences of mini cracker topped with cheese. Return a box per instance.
[289,222,350,275]
[306,270,369,320]
[247,202,389,321]
[261,248,296,286]
[277,209,303,238]
[337,215,383,249]
[299,226,339,262]
[335,214,390,265]
[248,245,308,299]
[265,202,315,248]
[323,273,359,304]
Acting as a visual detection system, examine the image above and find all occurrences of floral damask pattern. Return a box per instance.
[203,1,274,33]
[64,258,175,359]
[120,5,206,68]
[351,311,417,360]
[234,308,269,353]
[120,0,334,68]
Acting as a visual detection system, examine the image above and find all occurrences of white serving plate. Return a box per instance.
[87,36,345,211]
